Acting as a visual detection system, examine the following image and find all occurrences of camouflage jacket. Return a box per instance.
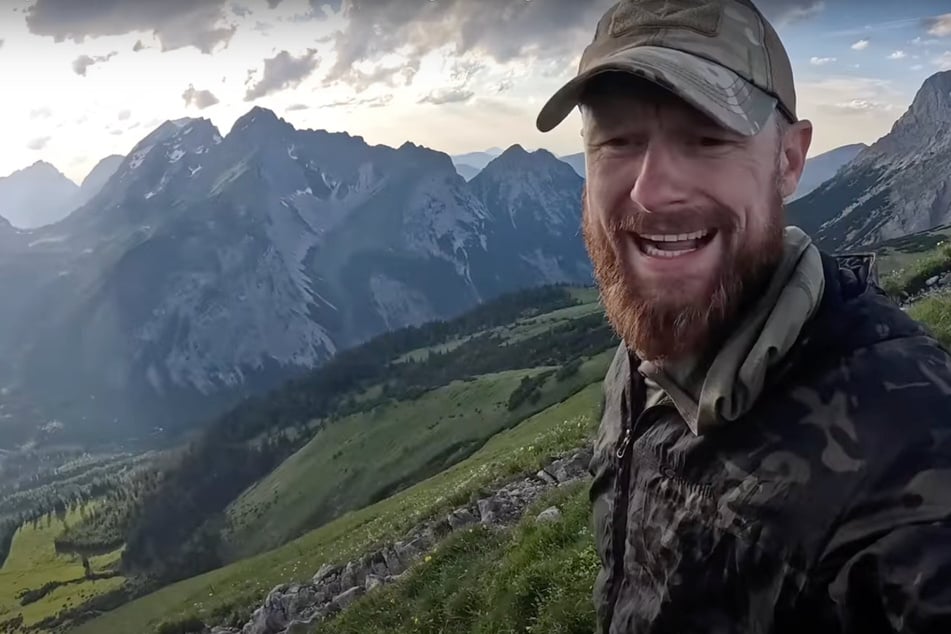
[589,251,951,633]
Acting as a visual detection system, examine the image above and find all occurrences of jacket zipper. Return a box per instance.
[604,363,647,629]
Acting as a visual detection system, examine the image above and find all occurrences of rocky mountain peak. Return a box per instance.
[869,70,951,158]
[909,70,951,122]
[229,106,294,138]
[480,145,579,181]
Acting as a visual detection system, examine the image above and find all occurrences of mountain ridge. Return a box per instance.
[788,70,951,250]
[0,108,592,447]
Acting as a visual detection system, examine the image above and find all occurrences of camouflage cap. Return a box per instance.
[535,0,798,136]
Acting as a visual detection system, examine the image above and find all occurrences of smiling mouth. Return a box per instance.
[631,229,717,258]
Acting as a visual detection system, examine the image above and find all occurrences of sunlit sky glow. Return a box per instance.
[1,0,950,183]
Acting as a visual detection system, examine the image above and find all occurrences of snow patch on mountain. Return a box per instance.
[128,146,153,170]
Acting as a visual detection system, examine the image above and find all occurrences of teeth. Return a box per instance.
[642,242,698,258]
[640,229,710,243]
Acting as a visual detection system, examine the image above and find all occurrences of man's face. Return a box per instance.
[581,80,803,362]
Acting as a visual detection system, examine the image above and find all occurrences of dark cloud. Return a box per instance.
[924,14,951,37]
[245,49,320,101]
[30,107,53,119]
[338,57,419,92]
[132,39,146,52]
[319,0,831,92]
[418,87,474,105]
[322,0,611,91]
[267,0,283,7]
[27,137,51,151]
[183,84,221,109]
[26,0,237,54]
[231,3,251,17]
[118,109,131,120]
[287,103,310,111]
[72,52,117,76]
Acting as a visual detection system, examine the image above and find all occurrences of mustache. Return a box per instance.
[605,204,739,236]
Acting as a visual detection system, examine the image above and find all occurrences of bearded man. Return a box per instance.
[535,0,951,632]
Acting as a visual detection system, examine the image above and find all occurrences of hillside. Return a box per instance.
[72,374,608,634]
[0,282,614,633]
[222,354,608,560]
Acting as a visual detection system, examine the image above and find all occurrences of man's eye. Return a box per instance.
[698,136,729,147]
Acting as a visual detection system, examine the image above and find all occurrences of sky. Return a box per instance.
[0,0,950,183]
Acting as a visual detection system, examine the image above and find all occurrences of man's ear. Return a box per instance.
[778,118,813,200]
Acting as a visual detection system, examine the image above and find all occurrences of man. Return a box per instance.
[535,0,951,632]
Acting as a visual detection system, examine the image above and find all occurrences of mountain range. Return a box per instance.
[0,156,124,229]
[789,70,951,250]
[0,108,590,448]
[4,69,951,448]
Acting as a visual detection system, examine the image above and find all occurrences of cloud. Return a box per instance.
[182,84,221,109]
[72,52,117,76]
[754,0,825,25]
[231,3,251,17]
[810,56,836,65]
[337,57,421,92]
[321,0,611,92]
[133,39,146,52]
[118,109,131,120]
[497,79,513,93]
[314,94,393,109]
[799,77,906,120]
[925,14,951,37]
[418,87,475,105]
[267,0,283,6]
[0,39,4,49]
[27,137,51,151]
[286,103,309,111]
[30,107,53,119]
[934,51,951,70]
[245,49,320,100]
[822,99,899,113]
[911,64,925,70]
[912,35,943,47]
[25,0,238,54]
[851,39,870,50]
[888,50,906,59]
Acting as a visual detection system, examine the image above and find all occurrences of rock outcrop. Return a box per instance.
[209,447,592,634]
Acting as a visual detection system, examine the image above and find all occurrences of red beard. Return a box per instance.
[581,188,785,362]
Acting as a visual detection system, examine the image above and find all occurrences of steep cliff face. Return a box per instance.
[789,70,951,251]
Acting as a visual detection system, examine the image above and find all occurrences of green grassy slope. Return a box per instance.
[223,357,605,560]
[0,507,125,633]
[73,367,608,634]
[309,481,597,634]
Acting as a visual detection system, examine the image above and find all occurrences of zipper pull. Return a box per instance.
[615,426,632,459]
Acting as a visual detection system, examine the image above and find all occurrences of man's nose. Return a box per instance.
[629,142,688,212]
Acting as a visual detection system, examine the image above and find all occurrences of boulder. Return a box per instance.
[535,507,562,524]
[448,507,478,530]
[312,563,340,585]
[331,586,366,611]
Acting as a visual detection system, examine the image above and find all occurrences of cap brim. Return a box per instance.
[536,45,777,136]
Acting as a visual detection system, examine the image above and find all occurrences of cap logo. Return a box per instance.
[609,0,721,38]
